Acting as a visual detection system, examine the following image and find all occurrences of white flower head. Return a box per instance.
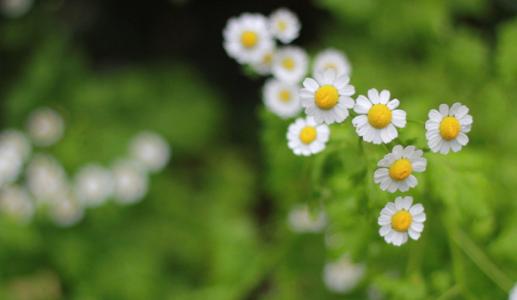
[0,0,33,18]
[323,255,365,294]
[378,196,426,246]
[263,78,301,119]
[287,204,326,233]
[269,8,300,44]
[300,69,355,124]
[26,107,65,147]
[49,191,84,227]
[287,116,330,156]
[112,159,148,205]
[352,89,406,144]
[313,48,351,78]
[26,154,68,204]
[74,164,114,207]
[425,103,472,154]
[129,131,171,173]
[374,145,427,193]
[0,185,35,223]
[510,283,517,300]
[0,146,23,188]
[223,13,274,64]
[272,46,308,83]
[251,43,275,75]
[0,129,32,161]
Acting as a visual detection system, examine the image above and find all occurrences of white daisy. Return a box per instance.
[510,283,517,300]
[250,44,275,75]
[352,89,406,144]
[0,129,32,161]
[223,13,273,64]
[425,102,473,154]
[300,69,355,124]
[0,145,23,188]
[26,154,68,204]
[313,48,351,78]
[272,46,308,83]
[74,164,114,207]
[374,145,427,193]
[263,78,301,119]
[269,8,300,44]
[287,204,326,233]
[287,116,330,156]
[49,191,84,227]
[112,159,148,205]
[26,107,65,147]
[1,0,33,18]
[129,131,171,173]
[378,196,426,246]
[0,185,35,223]
[323,255,365,294]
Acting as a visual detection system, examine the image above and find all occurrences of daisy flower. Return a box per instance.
[49,191,84,227]
[223,13,273,64]
[269,8,300,44]
[287,116,330,156]
[26,154,68,204]
[0,185,35,223]
[129,131,171,173]
[374,145,427,193]
[287,204,327,233]
[272,46,308,83]
[251,44,275,75]
[300,69,355,124]
[0,145,23,188]
[510,283,517,300]
[1,0,33,18]
[378,196,426,246]
[26,107,65,147]
[425,102,473,154]
[323,255,365,294]
[263,78,301,119]
[112,159,148,205]
[74,164,114,207]
[313,48,351,78]
[352,89,406,144]
[0,129,32,161]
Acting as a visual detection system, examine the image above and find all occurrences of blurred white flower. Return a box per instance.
[313,48,351,78]
[323,255,365,294]
[0,146,23,188]
[287,204,326,232]
[26,154,68,204]
[251,44,275,75]
[510,283,517,300]
[112,159,148,205]
[0,185,34,223]
[49,191,84,227]
[269,8,300,44]
[0,129,32,161]
[0,0,33,18]
[129,131,171,173]
[263,78,301,119]
[74,164,114,207]
[272,46,308,84]
[26,107,65,147]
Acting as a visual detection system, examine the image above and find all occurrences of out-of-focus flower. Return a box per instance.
[0,185,34,223]
[0,0,33,18]
[0,146,23,188]
[26,154,68,204]
[378,196,426,246]
[0,129,32,161]
[313,48,351,78]
[49,191,84,227]
[287,117,329,156]
[425,103,472,154]
[272,46,308,83]
[510,283,517,300]
[323,255,365,294]
[287,204,327,232]
[26,107,65,147]
[112,159,148,205]
[269,8,300,44]
[74,164,114,207]
[373,145,427,193]
[263,78,301,119]
[352,89,406,144]
[251,44,275,75]
[223,13,274,64]
[300,69,355,124]
[129,131,171,173]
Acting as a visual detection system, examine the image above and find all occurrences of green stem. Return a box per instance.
[436,285,461,300]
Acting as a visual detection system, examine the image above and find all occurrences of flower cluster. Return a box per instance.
[223,3,474,259]
[0,107,171,227]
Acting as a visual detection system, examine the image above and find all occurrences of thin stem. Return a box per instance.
[436,285,461,300]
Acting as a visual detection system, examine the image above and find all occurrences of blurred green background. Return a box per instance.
[1,0,516,299]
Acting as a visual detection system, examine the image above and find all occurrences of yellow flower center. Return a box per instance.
[391,210,413,232]
[277,20,287,32]
[367,104,392,129]
[282,57,295,70]
[315,85,339,110]
[278,90,291,102]
[389,159,412,181]
[240,31,258,48]
[439,116,461,141]
[263,52,273,65]
[299,126,317,144]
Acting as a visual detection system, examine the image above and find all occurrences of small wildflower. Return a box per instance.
[378,196,426,246]
[129,131,171,173]
[272,46,308,83]
[74,164,114,207]
[425,103,472,154]
[323,255,365,294]
[268,8,300,44]
[263,78,301,119]
[287,116,329,156]
[26,107,64,147]
[313,48,351,78]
